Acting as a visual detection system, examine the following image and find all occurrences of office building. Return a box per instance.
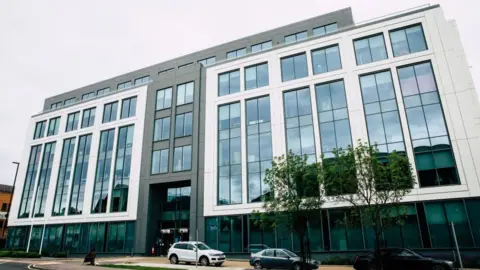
[7,4,480,259]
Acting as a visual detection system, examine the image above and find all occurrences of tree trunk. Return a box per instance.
[373,223,383,270]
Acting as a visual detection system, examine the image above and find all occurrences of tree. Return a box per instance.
[253,151,325,269]
[324,141,415,270]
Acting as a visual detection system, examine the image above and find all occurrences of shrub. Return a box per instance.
[10,251,41,258]
[52,252,68,258]
[0,250,12,257]
[41,250,51,257]
[321,256,353,265]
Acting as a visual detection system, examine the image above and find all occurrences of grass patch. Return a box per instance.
[101,265,185,270]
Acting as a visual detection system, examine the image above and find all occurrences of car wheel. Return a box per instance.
[292,262,301,270]
[254,261,262,269]
[215,263,223,266]
[200,256,209,266]
[170,255,179,264]
[432,265,446,270]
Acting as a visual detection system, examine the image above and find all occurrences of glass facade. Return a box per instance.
[32,142,56,217]
[52,137,76,216]
[313,23,338,36]
[311,45,342,75]
[390,24,427,57]
[281,53,308,82]
[111,125,134,212]
[18,145,42,218]
[198,56,216,66]
[245,63,269,90]
[134,75,150,85]
[43,224,64,253]
[218,70,240,96]
[29,226,44,252]
[81,107,96,128]
[285,31,308,44]
[33,120,46,139]
[120,96,137,119]
[398,62,459,187]
[82,92,95,100]
[66,111,80,132]
[354,34,388,65]
[69,134,92,215]
[47,117,60,136]
[173,145,192,172]
[284,88,316,162]
[315,80,351,157]
[156,87,173,110]
[175,112,193,137]
[117,81,132,90]
[153,117,170,141]
[151,149,169,174]
[246,96,272,203]
[64,98,76,106]
[360,71,405,154]
[6,226,30,249]
[103,102,118,123]
[50,101,62,110]
[218,102,242,205]
[176,82,194,106]
[227,48,247,59]
[92,129,115,213]
[251,41,272,53]
[97,87,110,96]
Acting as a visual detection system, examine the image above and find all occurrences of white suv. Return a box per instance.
[168,241,226,266]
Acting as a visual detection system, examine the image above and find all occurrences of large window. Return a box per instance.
[69,134,92,215]
[82,92,95,100]
[81,107,96,128]
[218,70,240,96]
[425,201,474,248]
[354,34,388,65]
[329,209,364,250]
[64,98,76,106]
[32,142,56,218]
[313,23,338,36]
[316,80,351,157]
[153,117,170,141]
[102,102,118,123]
[108,221,135,252]
[151,149,169,174]
[226,48,246,59]
[173,145,192,172]
[397,62,459,187]
[97,87,110,96]
[218,102,241,205]
[47,117,60,136]
[28,226,44,252]
[50,102,62,110]
[390,24,427,57]
[156,87,172,110]
[18,145,42,218]
[52,138,76,216]
[89,222,106,252]
[43,224,64,253]
[117,81,132,90]
[33,120,46,139]
[134,75,150,85]
[311,45,342,75]
[198,56,216,66]
[465,200,480,245]
[281,53,308,82]
[120,96,137,119]
[360,71,404,154]
[284,88,316,162]
[176,82,194,106]
[63,224,89,253]
[92,129,115,213]
[245,63,269,90]
[175,112,193,137]
[285,31,307,44]
[251,41,272,53]
[111,125,134,212]
[246,96,272,202]
[6,227,30,249]
[66,111,80,132]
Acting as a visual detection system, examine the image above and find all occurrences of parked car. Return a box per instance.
[249,248,319,270]
[168,241,226,266]
[247,244,270,254]
[353,248,455,270]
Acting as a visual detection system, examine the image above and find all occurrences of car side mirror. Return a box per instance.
[193,248,197,252]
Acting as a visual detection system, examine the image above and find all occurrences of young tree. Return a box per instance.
[324,141,415,270]
[254,151,325,269]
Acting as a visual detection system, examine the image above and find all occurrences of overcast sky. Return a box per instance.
[0,0,478,186]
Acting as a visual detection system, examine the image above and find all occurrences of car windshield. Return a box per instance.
[195,243,211,250]
[284,250,298,257]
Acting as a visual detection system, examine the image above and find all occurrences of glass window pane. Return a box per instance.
[294,54,308,79]
[281,57,295,81]
[369,35,387,62]
[406,25,427,54]
[325,46,341,71]
[390,29,409,57]
[354,39,371,65]
[423,104,447,137]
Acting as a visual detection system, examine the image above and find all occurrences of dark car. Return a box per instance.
[353,248,455,270]
[249,248,319,270]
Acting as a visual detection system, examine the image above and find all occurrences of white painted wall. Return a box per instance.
[8,84,147,227]
[203,7,480,217]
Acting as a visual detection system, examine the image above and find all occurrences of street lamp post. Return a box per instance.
[1,162,20,240]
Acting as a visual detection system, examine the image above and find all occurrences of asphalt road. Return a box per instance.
[0,262,31,269]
